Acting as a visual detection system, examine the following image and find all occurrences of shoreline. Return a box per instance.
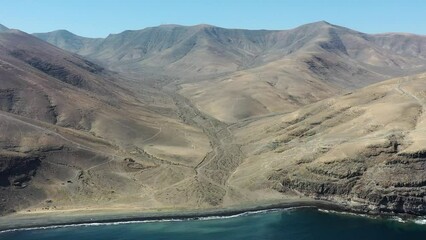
[0,199,423,232]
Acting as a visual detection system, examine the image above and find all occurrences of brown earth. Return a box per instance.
[0,22,425,217]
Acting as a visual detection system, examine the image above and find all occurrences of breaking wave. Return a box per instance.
[0,206,309,234]
[318,209,426,225]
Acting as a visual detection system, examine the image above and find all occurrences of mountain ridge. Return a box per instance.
[0,21,425,216]
[33,21,426,81]
[0,24,8,32]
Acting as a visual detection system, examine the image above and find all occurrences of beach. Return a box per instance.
[0,199,348,232]
[1,206,425,240]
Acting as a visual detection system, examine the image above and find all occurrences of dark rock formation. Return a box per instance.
[10,50,87,88]
[273,143,426,215]
[0,154,41,187]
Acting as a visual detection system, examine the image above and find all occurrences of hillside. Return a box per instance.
[0,30,213,214]
[35,22,426,122]
[34,30,103,55]
[229,73,426,215]
[0,22,424,216]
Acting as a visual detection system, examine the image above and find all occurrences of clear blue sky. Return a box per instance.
[0,0,425,37]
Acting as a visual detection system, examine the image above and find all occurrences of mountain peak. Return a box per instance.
[157,24,184,28]
[316,20,331,25]
[55,29,74,34]
[300,20,334,29]
[37,29,78,37]
[194,24,216,28]
[156,23,217,29]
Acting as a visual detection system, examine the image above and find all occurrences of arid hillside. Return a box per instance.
[0,22,424,216]
[229,73,426,214]
[0,29,213,214]
[36,22,426,122]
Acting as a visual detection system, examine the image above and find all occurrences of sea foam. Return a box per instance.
[0,206,308,234]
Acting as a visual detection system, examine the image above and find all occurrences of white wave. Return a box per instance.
[319,209,426,225]
[413,218,426,225]
[197,208,280,220]
[185,206,310,221]
[317,209,373,219]
[318,209,330,213]
[0,206,309,234]
[0,219,185,234]
[390,216,406,223]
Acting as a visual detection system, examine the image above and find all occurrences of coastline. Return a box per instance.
[0,199,348,232]
[1,198,424,232]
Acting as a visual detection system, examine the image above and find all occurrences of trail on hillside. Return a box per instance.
[164,84,245,205]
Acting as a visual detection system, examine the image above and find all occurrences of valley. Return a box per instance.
[0,21,425,218]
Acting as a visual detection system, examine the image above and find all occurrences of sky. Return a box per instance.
[0,0,425,37]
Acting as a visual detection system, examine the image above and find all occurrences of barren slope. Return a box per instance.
[1,22,425,217]
[36,22,426,122]
[229,73,426,215]
[34,30,103,55]
[179,22,426,122]
[0,30,213,214]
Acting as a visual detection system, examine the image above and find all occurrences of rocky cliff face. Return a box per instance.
[273,142,426,215]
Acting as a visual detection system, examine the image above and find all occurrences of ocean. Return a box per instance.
[1,208,425,240]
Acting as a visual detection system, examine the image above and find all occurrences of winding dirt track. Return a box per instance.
[165,85,245,202]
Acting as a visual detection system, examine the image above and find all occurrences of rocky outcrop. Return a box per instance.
[273,142,426,215]
[65,58,104,74]
[0,154,41,188]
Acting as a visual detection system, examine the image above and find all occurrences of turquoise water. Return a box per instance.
[1,208,425,240]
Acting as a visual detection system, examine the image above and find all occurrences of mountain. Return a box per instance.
[0,29,213,214]
[33,30,102,55]
[0,24,8,32]
[35,22,426,122]
[229,72,426,215]
[0,22,425,217]
[34,21,426,81]
[178,22,426,122]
